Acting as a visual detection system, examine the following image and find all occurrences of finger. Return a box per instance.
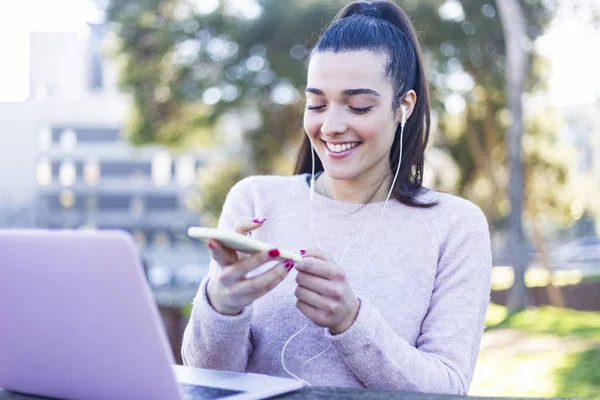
[224,216,268,258]
[208,239,239,267]
[296,299,321,323]
[294,257,342,280]
[233,216,267,236]
[295,271,341,299]
[236,260,291,299]
[299,247,333,262]
[294,285,330,310]
[219,248,284,285]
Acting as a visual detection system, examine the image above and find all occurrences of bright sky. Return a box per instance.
[0,0,102,102]
[536,10,600,107]
[0,0,598,106]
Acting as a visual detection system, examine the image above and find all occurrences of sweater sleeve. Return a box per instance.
[324,226,492,395]
[181,179,256,371]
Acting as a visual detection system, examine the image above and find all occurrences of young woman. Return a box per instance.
[182,1,492,395]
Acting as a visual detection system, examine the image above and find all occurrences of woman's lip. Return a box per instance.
[322,140,361,159]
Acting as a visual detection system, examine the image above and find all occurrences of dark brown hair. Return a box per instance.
[294,1,436,208]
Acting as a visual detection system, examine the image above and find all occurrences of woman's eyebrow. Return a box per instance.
[305,87,324,95]
[342,88,380,97]
[304,87,381,97]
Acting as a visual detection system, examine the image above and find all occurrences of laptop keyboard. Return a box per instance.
[180,383,244,399]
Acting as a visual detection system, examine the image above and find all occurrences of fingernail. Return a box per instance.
[268,248,280,258]
[284,259,294,271]
[299,249,306,255]
[208,241,215,249]
[253,218,267,224]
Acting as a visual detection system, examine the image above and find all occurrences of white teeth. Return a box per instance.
[326,142,359,153]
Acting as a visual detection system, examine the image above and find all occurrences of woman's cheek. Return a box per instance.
[303,115,321,139]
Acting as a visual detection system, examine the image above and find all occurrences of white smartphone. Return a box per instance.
[187,227,303,262]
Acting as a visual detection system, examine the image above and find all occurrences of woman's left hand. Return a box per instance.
[294,247,360,334]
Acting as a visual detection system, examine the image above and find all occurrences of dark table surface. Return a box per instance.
[0,387,566,400]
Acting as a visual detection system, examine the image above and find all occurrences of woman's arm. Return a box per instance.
[181,276,254,371]
[324,227,492,395]
[181,180,255,371]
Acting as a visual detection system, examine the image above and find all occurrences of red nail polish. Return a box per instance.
[253,218,267,224]
[208,241,215,249]
[299,250,306,255]
[285,259,294,271]
[268,249,280,258]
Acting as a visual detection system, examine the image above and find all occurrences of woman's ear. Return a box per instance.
[396,90,417,124]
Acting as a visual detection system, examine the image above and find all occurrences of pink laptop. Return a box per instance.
[0,229,302,400]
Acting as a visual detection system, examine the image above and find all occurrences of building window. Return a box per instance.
[131,170,148,185]
[98,194,129,210]
[84,158,100,186]
[133,230,146,248]
[85,195,97,212]
[129,196,145,218]
[60,129,77,151]
[152,231,170,248]
[58,160,77,187]
[176,155,196,186]
[151,152,172,186]
[31,84,52,102]
[88,24,105,90]
[36,158,52,186]
[59,189,76,209]
[38,125,52,151]
[146,194,178,210]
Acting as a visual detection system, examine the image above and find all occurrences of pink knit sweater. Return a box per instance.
[181,174,492,395]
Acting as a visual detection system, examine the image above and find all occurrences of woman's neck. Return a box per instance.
[317,168,393,204]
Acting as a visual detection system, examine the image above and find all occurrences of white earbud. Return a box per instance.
[401,104,407,125]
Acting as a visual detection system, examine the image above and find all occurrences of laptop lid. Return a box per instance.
[0,229,184,400]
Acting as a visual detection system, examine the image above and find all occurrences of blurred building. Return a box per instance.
[559,99,600,236]
[0,26,213,294]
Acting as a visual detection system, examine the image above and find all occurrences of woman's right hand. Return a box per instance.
[206,217,294,315]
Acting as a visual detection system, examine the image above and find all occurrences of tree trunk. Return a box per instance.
[465,124,499,227]
[496,0,530,312]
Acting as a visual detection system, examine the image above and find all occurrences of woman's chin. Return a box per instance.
[321,166,360,181]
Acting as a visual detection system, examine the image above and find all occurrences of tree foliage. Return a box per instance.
[106,0,573,230]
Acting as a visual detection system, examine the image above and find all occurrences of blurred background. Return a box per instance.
[0,0,599,397]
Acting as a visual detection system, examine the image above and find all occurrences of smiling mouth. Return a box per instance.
[322,140,362,153]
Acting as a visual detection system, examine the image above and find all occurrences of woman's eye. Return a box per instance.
[307,105,326,111]
[349,106,373,114]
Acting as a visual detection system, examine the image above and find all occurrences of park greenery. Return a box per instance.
[106,0,574,226]
[475,304,600,398]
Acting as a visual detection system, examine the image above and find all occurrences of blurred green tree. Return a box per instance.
[106,0,570,233]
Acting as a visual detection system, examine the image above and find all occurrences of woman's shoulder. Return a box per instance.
[415,188,488,235]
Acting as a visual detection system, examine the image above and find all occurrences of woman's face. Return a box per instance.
[303,50,401,183]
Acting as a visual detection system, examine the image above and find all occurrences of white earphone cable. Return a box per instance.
[281,106,407,385]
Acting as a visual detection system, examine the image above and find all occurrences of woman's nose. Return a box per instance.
[320,108,348,136]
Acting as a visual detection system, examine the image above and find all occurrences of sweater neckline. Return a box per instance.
[298,173,393,215]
